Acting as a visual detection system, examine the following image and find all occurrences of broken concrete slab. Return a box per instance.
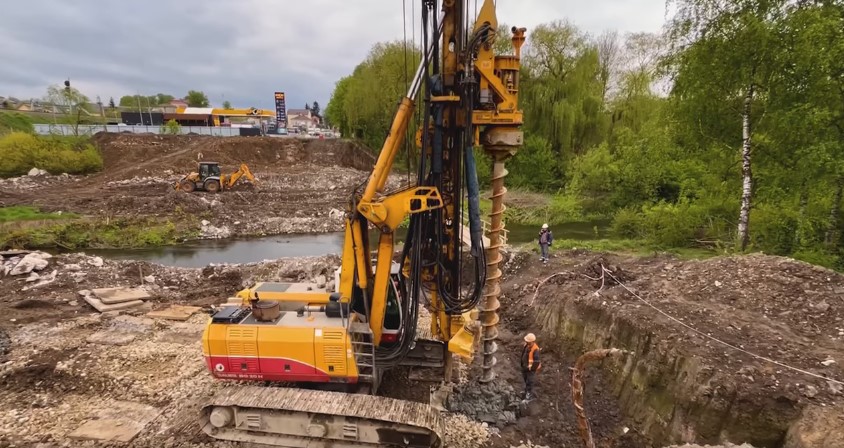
[81,292,145,313]
[92,287,151,304]
[68,400,160,443]
[146,305,202,321]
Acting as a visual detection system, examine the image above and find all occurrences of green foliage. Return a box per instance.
[222,101,232,110]
[119,93,175,107]
[0,132,103,178]
[161,119,181,135]
[0,112,35,135]
[325,41,422,163]
[185,90,210,107]
[507,133,557,190]
[0,206,76,222]
[0,217,188,250]
[324,3,844,270]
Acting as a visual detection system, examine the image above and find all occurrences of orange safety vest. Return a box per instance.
[521,342,542,372]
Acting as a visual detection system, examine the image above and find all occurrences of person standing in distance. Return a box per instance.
[538,223,553,263]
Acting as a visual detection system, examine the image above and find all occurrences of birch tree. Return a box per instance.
[665,0,783,250]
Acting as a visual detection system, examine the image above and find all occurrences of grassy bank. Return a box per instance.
[487,190,843,270]
[0,206,78,223]
[0,214,199,250]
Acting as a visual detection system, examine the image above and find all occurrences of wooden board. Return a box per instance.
[146,305,202,321]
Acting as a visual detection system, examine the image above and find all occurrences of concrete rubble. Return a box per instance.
[200,219,231,239]
[442,413,491,447]
[2,250,51,276]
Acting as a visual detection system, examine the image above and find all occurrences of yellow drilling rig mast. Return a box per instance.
[198,0,524,446]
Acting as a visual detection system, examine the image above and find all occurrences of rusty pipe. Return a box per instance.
[571,348,628,448]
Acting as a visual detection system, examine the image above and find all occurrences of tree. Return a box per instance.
[520,20,608,184]
[108,97,115,109]
[154,93,174,105]
[665,0,784,250]
[325,76,351,133]
[162,119,181,135]
[185,90,210,107]
[311,101,321,117]
[45,83,90,136]
[324,41,422,152]
[222,100,232,109]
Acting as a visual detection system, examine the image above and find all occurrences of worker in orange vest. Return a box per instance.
[520,333,541,400]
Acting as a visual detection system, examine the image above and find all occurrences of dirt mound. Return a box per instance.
[90,133,376,181]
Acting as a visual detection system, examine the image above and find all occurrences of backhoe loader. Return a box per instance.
[175,161,257,193]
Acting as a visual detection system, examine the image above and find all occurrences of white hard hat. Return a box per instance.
[524,333,536,342]
[542,223,548,229]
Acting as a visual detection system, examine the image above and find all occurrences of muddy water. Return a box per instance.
[92,220,610,268]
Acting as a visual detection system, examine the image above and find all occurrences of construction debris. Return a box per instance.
[146,304,202,321]
[2,250,51,276]
[79,287,152,313]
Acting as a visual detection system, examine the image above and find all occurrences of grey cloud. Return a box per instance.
[0,0,665,110]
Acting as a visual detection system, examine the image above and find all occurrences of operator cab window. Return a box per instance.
[210,165,221,177]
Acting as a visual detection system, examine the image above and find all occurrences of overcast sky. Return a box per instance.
[1,0,669,111]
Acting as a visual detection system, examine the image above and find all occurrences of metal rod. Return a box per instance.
[407,10,446,100]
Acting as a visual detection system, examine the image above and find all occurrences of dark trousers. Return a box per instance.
[522,370,535,396]
[540,243,549,259]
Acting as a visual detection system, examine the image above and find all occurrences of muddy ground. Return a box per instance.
[2,247,842,447]
[0,134,395,241]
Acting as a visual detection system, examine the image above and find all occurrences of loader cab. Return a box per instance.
[199,162,221,180]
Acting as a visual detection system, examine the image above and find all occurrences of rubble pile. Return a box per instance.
[106,175,174,187]
[442,413,491,447]
[446,377,521,425]
[5,172,80,190]
[1,250,58,291]
[199,219,231,239]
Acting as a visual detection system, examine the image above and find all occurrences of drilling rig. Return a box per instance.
[198,0,524,446]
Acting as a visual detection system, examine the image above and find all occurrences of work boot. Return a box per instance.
[524,392,533,401]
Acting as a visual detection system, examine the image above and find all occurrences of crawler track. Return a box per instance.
[200,385,444,447]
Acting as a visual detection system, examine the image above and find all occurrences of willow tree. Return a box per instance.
[520,20,609,182]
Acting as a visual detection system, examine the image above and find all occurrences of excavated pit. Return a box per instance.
[498,250,844,448]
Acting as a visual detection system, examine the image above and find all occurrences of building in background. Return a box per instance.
[287,109,320,131]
